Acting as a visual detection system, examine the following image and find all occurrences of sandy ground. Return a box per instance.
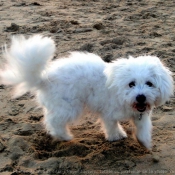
[0,0,175,174]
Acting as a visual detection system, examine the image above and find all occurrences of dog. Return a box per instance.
[0,35,174,149]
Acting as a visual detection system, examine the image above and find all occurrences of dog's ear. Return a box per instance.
[154,58,174,106]
[104,59,128,89]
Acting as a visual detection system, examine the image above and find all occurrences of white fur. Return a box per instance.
[0,35,174,149]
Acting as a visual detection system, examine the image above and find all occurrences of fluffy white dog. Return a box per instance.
[0,35,174,149]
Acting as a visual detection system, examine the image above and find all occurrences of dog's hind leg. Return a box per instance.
[101,119,127,141]
[43,111,73,141]
[40,96,83,141]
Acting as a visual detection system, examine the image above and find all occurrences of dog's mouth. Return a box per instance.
[133,103,148,112]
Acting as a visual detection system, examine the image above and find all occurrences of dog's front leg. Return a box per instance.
[101,119,127,141]
[132,114,152,149]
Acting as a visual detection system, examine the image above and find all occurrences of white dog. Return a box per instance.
[0,35,174,149]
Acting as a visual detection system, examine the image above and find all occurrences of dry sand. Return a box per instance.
[0,0,175,174]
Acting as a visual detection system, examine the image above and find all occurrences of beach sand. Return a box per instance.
[0,0,175,174]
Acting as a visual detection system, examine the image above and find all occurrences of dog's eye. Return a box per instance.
[129,81,135,88]
[146,81,153,87]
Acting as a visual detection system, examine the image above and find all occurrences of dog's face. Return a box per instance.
[125,73,160,113]
[105,56,174,113]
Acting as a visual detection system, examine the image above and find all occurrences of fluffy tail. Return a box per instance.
[0,35,55,97]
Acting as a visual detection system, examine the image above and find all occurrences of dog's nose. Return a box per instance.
[136,94,146,103]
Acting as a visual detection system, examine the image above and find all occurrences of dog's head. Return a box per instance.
[105,56,174,113]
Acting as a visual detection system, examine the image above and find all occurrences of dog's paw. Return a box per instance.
[50,130,73,141]
[106,131,127,141]
[136,133,152,149]
[137,137,152,149]
[59,134,73,141]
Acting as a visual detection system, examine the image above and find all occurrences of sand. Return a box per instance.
[0,0,175,174]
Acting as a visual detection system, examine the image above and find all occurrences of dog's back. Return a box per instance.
[38,52,108,113]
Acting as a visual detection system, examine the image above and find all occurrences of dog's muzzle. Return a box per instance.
[133,94,148,112]
[133,103,147,112]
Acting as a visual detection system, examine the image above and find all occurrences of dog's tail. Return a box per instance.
[0,35,55,97]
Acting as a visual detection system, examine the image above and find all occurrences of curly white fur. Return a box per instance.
[0,35,174,149]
